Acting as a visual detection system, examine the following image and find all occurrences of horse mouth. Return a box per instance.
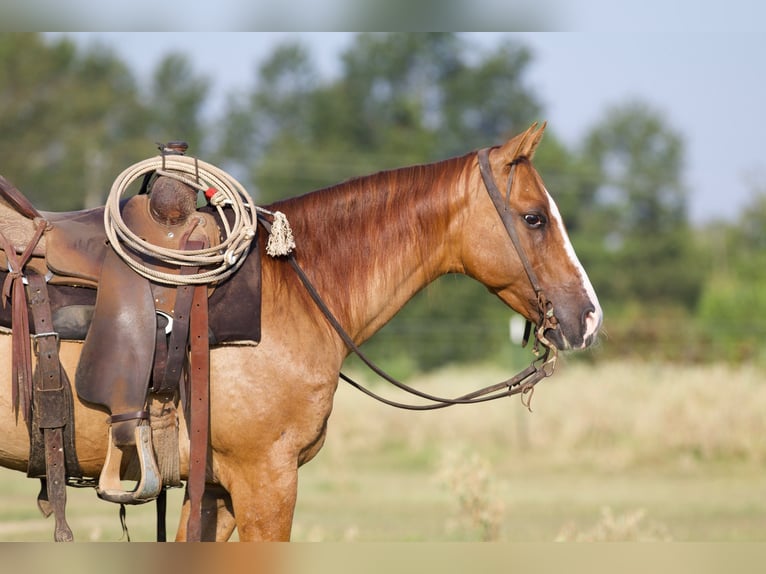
[542,327,570,351]
[543,321,601,351]
[547,306,602,351]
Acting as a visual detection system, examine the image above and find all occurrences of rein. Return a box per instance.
[266,148,561,411]
[287,253,555,410]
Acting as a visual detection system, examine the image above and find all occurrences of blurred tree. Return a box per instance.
[216,42,321,192]
[146,53,210,155]
[220,33,543,204]
[0,34,145,209]
[696,188,766,363]
[0,34,212,210]
[581,101,704,309]
[567,102,709,362]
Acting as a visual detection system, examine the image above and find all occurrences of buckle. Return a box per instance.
[156,310,173,335]
[7,262,53,285]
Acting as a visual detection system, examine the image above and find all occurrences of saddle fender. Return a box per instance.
[75,246,156,445]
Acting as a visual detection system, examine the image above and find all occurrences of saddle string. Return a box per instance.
[0,219,48,422]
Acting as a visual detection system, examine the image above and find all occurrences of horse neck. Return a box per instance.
[273,155,472,344]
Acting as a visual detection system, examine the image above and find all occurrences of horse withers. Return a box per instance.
[0,123,601,541]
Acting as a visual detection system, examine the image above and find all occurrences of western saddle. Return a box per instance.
[0,143,279,541]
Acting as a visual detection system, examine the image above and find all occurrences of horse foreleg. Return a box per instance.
[223,463,298,541]
[175,484,237,542]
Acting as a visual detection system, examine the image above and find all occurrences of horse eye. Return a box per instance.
[523,213,546,228]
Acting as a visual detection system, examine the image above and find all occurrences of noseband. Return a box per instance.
[476,147,559,353]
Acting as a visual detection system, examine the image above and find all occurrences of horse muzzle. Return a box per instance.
[544,305,602,351]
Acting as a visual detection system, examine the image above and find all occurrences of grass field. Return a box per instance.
[1,360,765,542]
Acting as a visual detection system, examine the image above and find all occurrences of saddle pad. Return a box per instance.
[200,205,262,344]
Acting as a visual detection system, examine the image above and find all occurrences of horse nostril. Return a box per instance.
[581,306,601,343]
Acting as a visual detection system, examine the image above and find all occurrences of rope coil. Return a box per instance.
[104,154,294,286]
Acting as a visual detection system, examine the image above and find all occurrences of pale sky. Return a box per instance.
[54,31,766,225]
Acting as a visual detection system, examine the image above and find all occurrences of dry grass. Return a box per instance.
[321,359,766,471]
[294,359,766,541]
[435,447,505,541]
[555,506,674,541]
[2,360,766,541]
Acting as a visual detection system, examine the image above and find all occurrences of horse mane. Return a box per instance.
[265,152,474,322]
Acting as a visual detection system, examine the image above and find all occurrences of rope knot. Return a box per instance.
[265,211,296,257]
[223,248,238,266]
[207,190,231,207]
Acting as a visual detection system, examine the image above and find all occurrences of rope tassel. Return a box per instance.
[265,211,295,257]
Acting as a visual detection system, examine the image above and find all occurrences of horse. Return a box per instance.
[0,123,601,541]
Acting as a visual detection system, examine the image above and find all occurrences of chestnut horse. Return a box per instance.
[0,123,601,541]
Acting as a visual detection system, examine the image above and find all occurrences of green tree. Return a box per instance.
[216,42,322,200]
[582,101,703,309]
[696,189,766,363]
[146,53,210,155]
[0,33,147,210]
[220,33,544,205]
[0,34,214,210]
[571,102,707,361]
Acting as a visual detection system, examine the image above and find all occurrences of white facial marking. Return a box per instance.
[544,187,603,346]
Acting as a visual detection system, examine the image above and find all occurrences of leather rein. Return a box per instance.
[272,147,560,411]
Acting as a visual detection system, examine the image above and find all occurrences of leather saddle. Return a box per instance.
[0,172,263,510]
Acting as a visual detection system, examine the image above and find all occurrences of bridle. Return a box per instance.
[269,147,561,410]
[476,147,560,351]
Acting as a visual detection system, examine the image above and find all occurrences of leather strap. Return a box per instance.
[108,410,150,424]
[186,279,210,541]
[476,148,544,295]
[156,488,168,542]
[0,220,47,421]
[0,175,43,220]
[152,315,169,388]
[287,251,554,411]
[25,270,73,542]
[153,281,196,393]
[160,237,211,542]
[43,428,72,541]
[477,148,559,343]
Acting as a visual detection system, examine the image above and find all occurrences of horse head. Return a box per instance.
[462,122,602,351]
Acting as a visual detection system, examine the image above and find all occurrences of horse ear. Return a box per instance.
[524,121,546,158]
[500,121,547,162]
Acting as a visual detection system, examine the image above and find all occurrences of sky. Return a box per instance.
[52,31,766,225]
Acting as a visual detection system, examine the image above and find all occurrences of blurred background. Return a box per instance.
[2,31,764,369]
[1,31,765,541]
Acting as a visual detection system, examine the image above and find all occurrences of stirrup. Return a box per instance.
[97,425,162,505]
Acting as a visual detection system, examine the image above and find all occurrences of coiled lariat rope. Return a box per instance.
[104,154,295,286]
